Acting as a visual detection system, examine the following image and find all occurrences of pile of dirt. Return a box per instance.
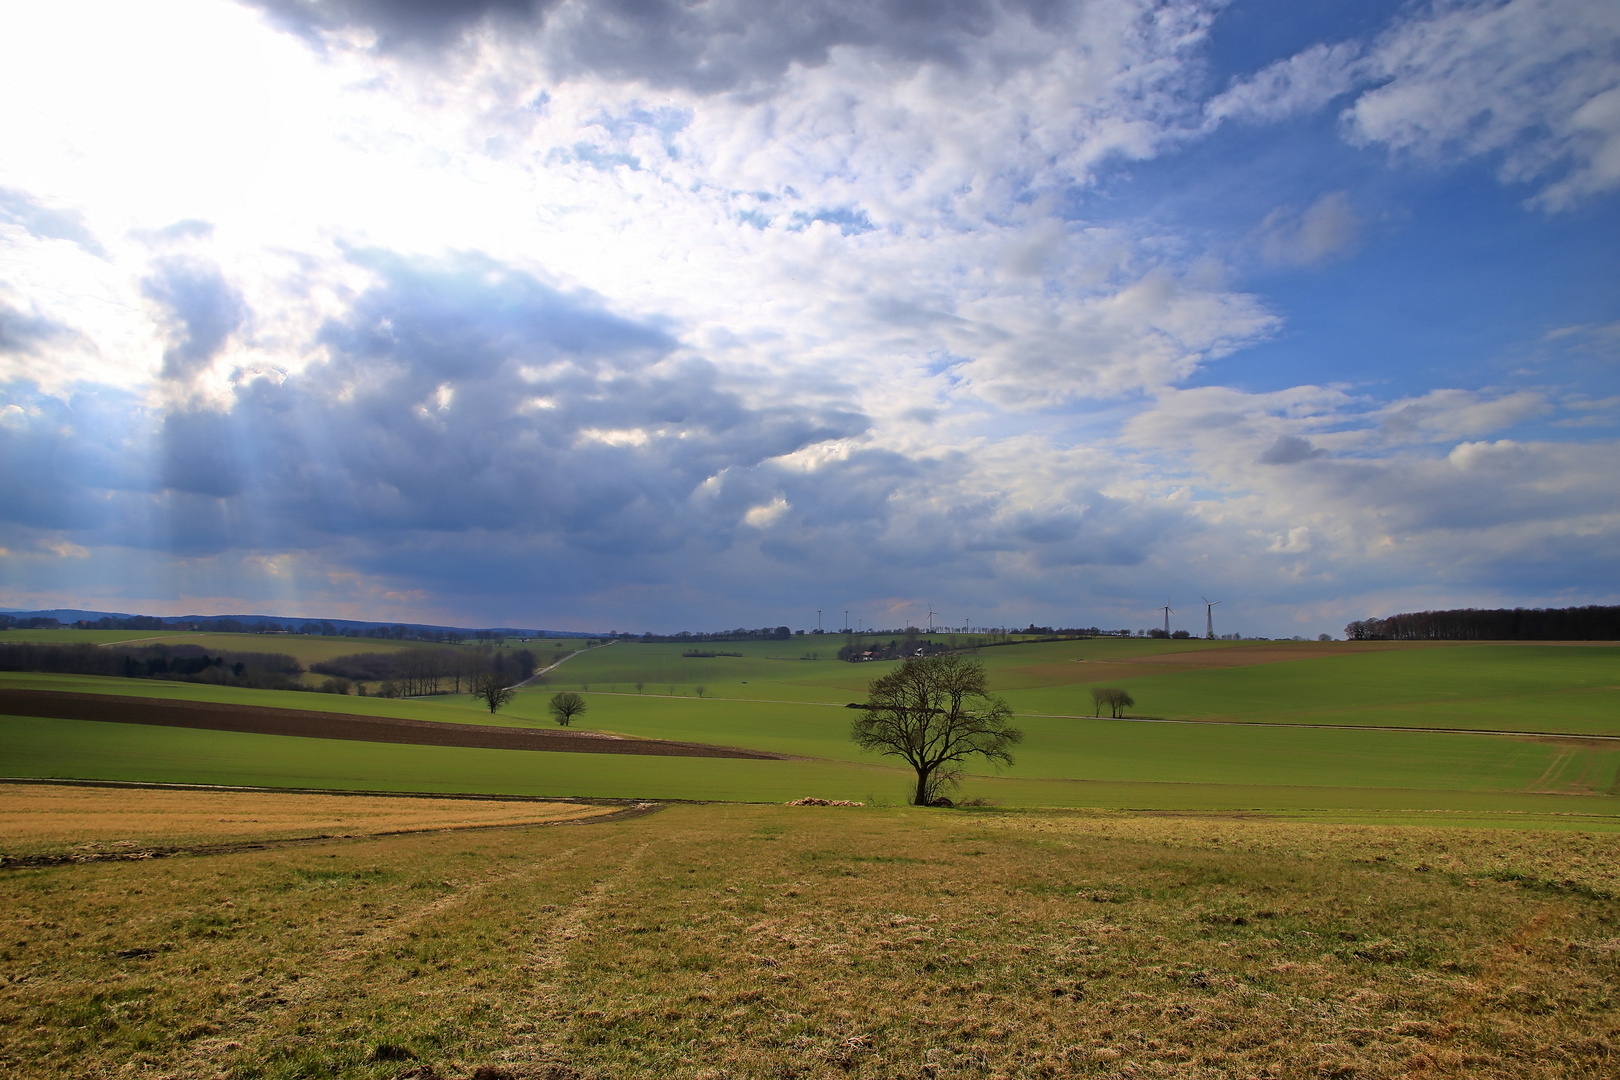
[0,688,781,761]
[784,797,864,806]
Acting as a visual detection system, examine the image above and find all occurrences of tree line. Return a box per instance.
[1346,605,1620,641]
[0,643,304,689]
[310,648,536,697]
[0,613,541,644]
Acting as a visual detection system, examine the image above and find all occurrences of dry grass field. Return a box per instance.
[0,783,619,860]
[2,790,1618,1080]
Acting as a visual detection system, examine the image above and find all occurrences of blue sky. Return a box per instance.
[0,0,1616,635]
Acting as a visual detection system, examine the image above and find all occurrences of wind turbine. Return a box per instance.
[816,610,822,632]
[844,610,849,632]
[1202,596,1221,640]
[926,604,938,633]
[1160,599,1173,636]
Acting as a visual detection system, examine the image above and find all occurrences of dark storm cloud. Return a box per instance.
[251,0,1076,92]
[0,187,106,257]
[0,384,150,532]
[141,258,249,381]
[143,250,869,556]
[253,0,544,50]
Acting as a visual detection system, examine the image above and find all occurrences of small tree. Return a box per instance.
[695,685,706,698]
[1090,687,1134,718]
[549,691,588,726]
[473,673,516,714]
[851,654,1021,806]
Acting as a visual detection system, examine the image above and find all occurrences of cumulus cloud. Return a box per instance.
[1255,191,1359,266]
[0,1,1614,629]
[141,258,249,382]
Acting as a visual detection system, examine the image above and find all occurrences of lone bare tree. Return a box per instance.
[1089,687,1134,718]
[851,654,1021,806]
[548,691,588,726]
[472,673,516,714]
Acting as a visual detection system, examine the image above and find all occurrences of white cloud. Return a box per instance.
[1205,0,1620,209]
[743,496,790,528]
[1256,191,1360,266]
[1346,0,1620,209]
[1205,41,1367,126]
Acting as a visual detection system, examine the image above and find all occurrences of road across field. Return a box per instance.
[0,689,781,760]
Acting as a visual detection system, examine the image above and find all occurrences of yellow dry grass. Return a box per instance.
[0,783,617,857]
[2,802,1617,1079]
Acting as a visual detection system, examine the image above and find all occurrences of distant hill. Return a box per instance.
[0,608,599,640]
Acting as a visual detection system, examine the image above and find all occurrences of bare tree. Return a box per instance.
[1090,687,1134,718]
[472,673,516,714]
[548,691,588,726]
[851,654,1021,806]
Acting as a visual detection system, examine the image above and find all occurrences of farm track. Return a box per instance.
[0,688,782,760]
[0,801,665,869]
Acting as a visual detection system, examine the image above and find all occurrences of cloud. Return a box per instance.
[1346,0,1620,209]
[1256,191,1359,266]
[1377,388,1551,444]
[253,0,544,52]
[1204,1,1620,209]
[141,258,249,382]
[0,186,106,256]
[1258,435,1324,464]
[252,0,1146,94]
[0,303,72,357]
[1204,41,1367,127]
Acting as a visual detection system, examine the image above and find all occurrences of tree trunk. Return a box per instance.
[913,767,932,806]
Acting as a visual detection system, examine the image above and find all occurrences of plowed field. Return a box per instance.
[0,689,779,760]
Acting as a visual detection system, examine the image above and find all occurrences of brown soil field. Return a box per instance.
[0,688,780,760]
[0,783,621,860]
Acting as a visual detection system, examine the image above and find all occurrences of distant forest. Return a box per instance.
[310,649,536,697]
[0,642,537,696]
[0,612,535,644]
[1346,606,1620,641]
[0,642,305,689]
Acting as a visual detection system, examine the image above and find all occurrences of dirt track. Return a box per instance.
[0,689,781,760]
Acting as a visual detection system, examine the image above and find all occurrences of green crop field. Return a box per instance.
[2,637,1618,819]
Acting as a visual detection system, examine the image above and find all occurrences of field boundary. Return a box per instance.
[1021,711,1620,741]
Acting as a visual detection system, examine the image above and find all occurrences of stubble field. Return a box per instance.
[2,792,1617,1079]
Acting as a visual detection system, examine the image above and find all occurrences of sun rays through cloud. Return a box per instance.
[1,0,1617,633]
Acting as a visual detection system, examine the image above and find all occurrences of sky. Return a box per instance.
[0,0,1617,637]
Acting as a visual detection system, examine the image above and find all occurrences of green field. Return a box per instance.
[2,636,1618,818]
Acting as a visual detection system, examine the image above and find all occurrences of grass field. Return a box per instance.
[2,794,1617,1079]
[3,636,1618,815]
